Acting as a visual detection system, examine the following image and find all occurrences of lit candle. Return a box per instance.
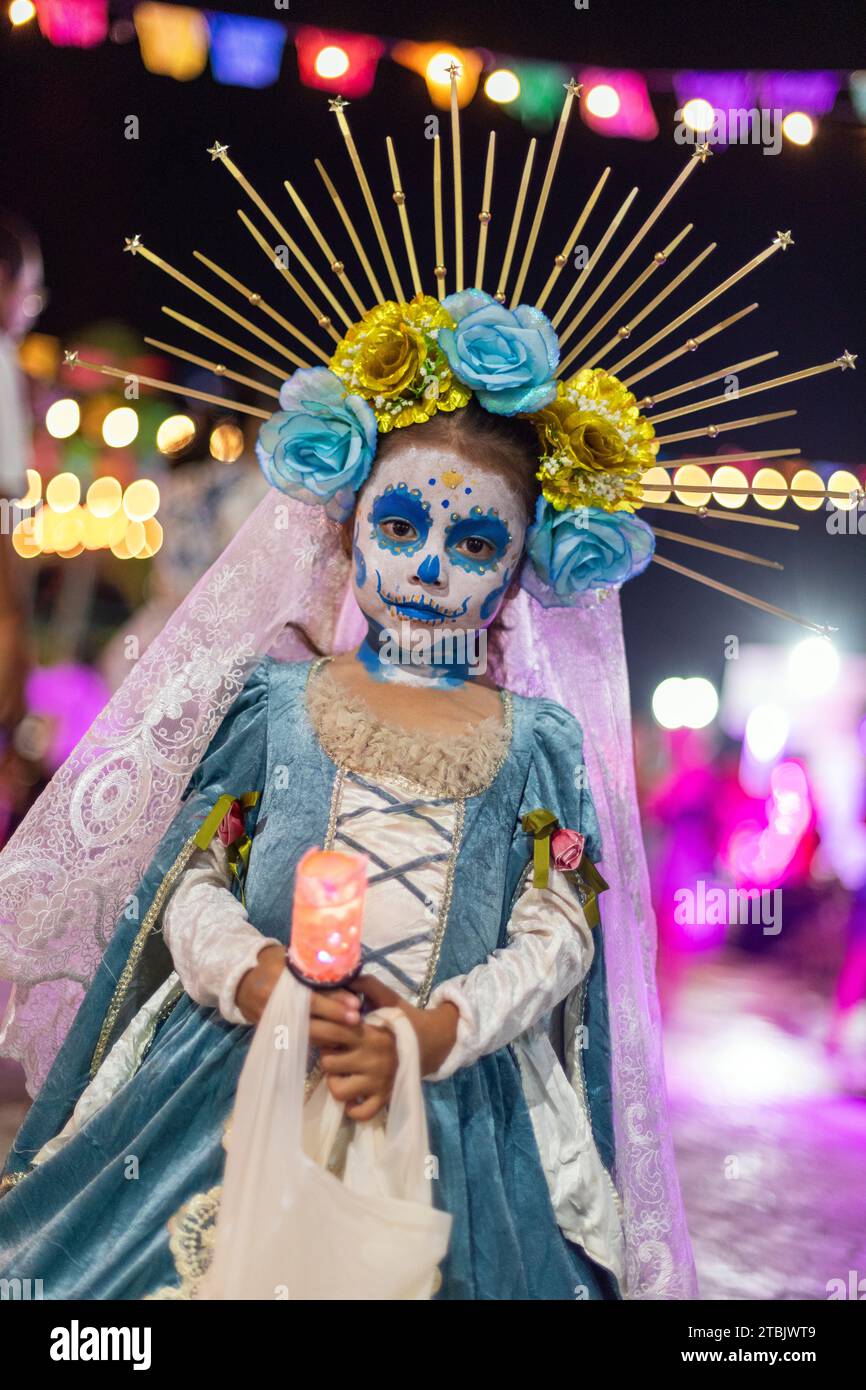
[288,848,368,986]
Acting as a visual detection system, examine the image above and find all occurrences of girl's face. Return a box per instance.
[351,439,528,635]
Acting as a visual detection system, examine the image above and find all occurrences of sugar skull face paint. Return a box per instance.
[351,439,529,639]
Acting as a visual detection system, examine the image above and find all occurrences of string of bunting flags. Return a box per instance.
[7,0,865,136]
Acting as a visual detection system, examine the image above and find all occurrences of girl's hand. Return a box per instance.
[312,976,459,1120]
[310,984,394,1121]
[234,943,287,1024]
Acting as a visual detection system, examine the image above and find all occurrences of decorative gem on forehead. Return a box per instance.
[440,469,465,489]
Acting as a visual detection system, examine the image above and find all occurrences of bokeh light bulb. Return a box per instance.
[680,677,719,729]
[682,98,715,132]
[782,111,814,146]
[45,399,80,440]
[745,704,789,763]
[45,472,81,514]
[484,69,520,104]
[652,676,685,730]
[102,406,139,448]
[752,467,788,511]
[585,84,620,119]
[314,45,349,80]
[788,636,839,697]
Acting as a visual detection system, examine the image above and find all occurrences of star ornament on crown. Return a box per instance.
[65,73,855,627]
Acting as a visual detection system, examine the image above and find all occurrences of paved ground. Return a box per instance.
[2,954,865,1300]
[663,956,866,1300]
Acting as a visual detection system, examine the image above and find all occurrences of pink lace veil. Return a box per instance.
[0,488,696,1298]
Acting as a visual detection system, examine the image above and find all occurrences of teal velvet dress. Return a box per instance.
[0,657,621,1300]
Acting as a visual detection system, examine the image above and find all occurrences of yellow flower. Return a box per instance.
[330,295,470,431]
[528,367,658,512]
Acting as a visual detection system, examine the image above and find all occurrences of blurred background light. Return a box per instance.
[745,703,790,763]
[102,406,139,448]
[788,636,840,697]
[790,468,825,511]
[484,68,521,104]
[712,464,749,509]
[782,111,815,146]
[752,466,788,510]
[209,422,244,463]
[45,472,81,514]
[45,398,80,439]
[674,463,712,507]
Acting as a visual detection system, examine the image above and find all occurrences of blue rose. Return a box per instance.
[524,498,656,603]
[256,367,377,522]
[438,289,559,415]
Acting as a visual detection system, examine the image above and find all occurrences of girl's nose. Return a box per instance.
[411,552,444,588]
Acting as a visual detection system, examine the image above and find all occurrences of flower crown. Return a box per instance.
[256,287,658,604]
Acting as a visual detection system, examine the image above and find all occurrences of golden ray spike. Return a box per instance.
[209,145,354,329]
[638,353,778,408]
[449,64,464,293]
[230,216,340,348]
[608,235,785,376]
[128,240,310,371]
[283,179,367,318]
[647,359,845,425]
[558,153,706,346]
[653,408,796,446]
[495,139,537,304]
[143,337,280,398]
[385,137,423,297]
[619,303,759,387]
[161,307,289,381]
[566,223,693,363]
[535,166,610,312]
[510,77,580,306]
[433,134,446,299]
[315,158,385,303]
[194,246,332,358]
[330,98,405,301]
[580,241,716,373]
[551,186,638,331]
[640,500,799,530]
[645,478,850,502]
[651,526,783,569]
[65,353,271,419]
[652,553,828,634]
[653,448,800,467]
[474,132,496,293]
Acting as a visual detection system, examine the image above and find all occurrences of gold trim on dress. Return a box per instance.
[90,833,200,1078]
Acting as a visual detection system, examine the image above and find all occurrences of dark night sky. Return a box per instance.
[1,0,864,708]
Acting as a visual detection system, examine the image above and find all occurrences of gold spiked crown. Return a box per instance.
[63,68,857,632]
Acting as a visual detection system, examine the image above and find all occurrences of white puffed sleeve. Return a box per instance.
[161,839,282,1025]
[424,865,594,1081]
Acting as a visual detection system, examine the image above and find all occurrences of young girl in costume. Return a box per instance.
[2,74,846,1301]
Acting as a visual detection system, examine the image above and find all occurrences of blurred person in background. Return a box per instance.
[0,216,45,841]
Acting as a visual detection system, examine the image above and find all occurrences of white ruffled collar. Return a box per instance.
[305,660,513,799]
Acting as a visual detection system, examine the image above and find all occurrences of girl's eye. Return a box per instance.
[380,518,418,542]
[456,536,496,560]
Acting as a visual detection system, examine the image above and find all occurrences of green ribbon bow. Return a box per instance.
[194,791,260,907]
[521,806,609,929]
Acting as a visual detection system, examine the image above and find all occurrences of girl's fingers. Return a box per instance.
[326,1073,373,1103]
[309,990,361,1025]
[346,1094,386,1122]
[308,1020,363,1049]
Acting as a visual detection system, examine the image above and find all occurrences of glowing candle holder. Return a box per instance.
[287,848,368,988]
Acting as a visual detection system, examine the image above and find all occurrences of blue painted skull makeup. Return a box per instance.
[351,439,529,644]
